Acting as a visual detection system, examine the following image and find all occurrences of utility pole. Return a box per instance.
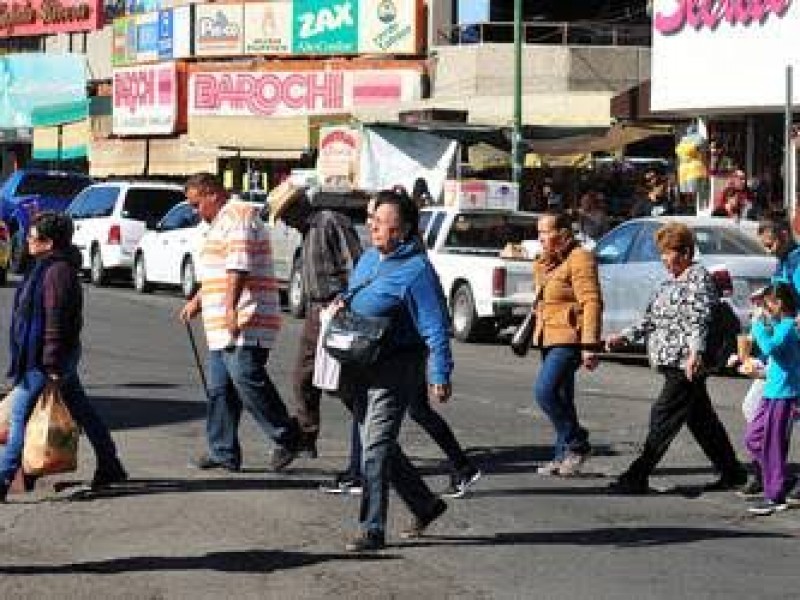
[512,0,523,185]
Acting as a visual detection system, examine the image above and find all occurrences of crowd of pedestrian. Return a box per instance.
[3,170,800,553]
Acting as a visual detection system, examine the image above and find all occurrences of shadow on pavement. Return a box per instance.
[464,444,618,476]
[0,549,396,575]
[46,477,323,501]
[86,395,206,432]
[400,526,791,549]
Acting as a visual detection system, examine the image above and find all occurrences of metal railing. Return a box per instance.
[437,21,651,47]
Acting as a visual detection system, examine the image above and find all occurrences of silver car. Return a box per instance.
[594,216,776,338]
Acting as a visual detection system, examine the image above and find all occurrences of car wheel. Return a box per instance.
[451,284,486,342]
[181,257,198,299]
[288,259,306,318]
[90,247,106,287]
[133,254,152,294]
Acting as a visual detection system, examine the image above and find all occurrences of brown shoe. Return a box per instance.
[399,499,447,539]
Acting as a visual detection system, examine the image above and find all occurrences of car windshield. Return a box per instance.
[123,189,185,228]
[693,226,767,256]
[443,213,538,254]
[16,175,90,199]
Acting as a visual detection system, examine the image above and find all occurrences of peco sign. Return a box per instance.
[0,0,102,37]
[189,68,421,118]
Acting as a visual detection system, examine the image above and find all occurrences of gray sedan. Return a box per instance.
[595,216,776,338]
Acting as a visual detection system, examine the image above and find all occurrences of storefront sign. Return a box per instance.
[135,11,159,63]
[317,125,361,189]
[194,3,244,56]
[293,0,358,54]
[113,62,178,135]
[157,6,191,60]
[112,16,137,66]
[0,0,102,37]
[189,68,421,118]
[359,0,417,54]
[654,0,791,35]
[244,1,292,54]
[651,0,800,112]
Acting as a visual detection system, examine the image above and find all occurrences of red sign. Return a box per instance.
[0,0,102,37]
[113,63,180,135]
[654,0,791,35]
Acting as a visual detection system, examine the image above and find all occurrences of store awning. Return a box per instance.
[33,119,90,160]
[523,123,674,155]
[188,114,350,156]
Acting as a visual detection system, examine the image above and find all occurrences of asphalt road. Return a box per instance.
[1,280,799,599]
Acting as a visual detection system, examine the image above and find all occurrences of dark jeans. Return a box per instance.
[622,368,741,483]
[292,303,323,444]
[342,353,440,536]
[205,345,297,468]
[1,348,119,483]
[534,346,589,460]
[344,378,471,478]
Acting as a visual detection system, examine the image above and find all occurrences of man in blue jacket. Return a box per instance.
[339,189,453,552]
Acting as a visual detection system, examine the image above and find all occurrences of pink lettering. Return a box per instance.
[654,0,792,35]
[193,74,217,110]
[283,74,307,110]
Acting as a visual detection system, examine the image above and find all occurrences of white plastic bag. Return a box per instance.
[313,308,341,392]
[742,379,764,423]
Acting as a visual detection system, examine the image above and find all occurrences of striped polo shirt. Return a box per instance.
[199,200,281,351]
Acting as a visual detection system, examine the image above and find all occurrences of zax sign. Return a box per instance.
[296,1,354,38]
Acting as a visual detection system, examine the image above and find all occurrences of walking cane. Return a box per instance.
[185,321,209,397]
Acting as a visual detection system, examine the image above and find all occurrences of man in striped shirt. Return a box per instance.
[180,173,299,472]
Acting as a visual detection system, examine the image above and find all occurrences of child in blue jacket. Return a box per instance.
[744,282,800,515]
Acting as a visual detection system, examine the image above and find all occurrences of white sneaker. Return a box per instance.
[536,460,563,476]
[558,452,589,476]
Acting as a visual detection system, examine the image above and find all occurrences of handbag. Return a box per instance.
[322,260,406,367]
[510,279,547,357]
[313,307,343,390]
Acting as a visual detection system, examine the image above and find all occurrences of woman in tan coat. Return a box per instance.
[532,213,603,476]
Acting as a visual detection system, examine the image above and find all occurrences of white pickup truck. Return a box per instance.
[420,207,541,342]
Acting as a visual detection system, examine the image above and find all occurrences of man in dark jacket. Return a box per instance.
[270,184,363,457]
[1,212,126,501]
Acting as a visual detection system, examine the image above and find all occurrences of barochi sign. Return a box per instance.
[0,0,102,37]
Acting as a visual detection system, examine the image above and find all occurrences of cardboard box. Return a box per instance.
[443,180,488,209]
[486,181,519,211]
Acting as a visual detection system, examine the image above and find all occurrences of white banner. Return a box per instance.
[189,68,421,118]
[194,3,245,56]
[113,62,178,135]
[244,1,293,54]
[651,0,800,113]
[357,126,457,197]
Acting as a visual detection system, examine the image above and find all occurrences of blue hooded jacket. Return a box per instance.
[347,239,453,385]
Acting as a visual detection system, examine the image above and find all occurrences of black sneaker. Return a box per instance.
[345,531,385,552]
[190,453,240,473]
[0,479,8,503]
[297,441,318,459]
[91,459,129,490]
[748,498,789,516]
[320,472,363,495]
[704,467,748,492]
[442,467,482,499]
[399,499,447,539]
[607,476,649,495]
[269,446,297,472]
[736,477,764,499]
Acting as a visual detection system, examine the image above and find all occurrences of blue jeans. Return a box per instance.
[205,345,296,468]
[1,348,119,484]
[534,346,590,461]
[343,353,439,536]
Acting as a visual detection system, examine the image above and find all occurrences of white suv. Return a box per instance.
[66,181,185,285]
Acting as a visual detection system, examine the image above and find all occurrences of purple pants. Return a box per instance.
[744,397,797,501]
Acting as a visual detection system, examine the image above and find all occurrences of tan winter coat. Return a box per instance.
[532,245,603,349]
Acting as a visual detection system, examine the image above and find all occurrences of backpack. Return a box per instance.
[704,300,741,373]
